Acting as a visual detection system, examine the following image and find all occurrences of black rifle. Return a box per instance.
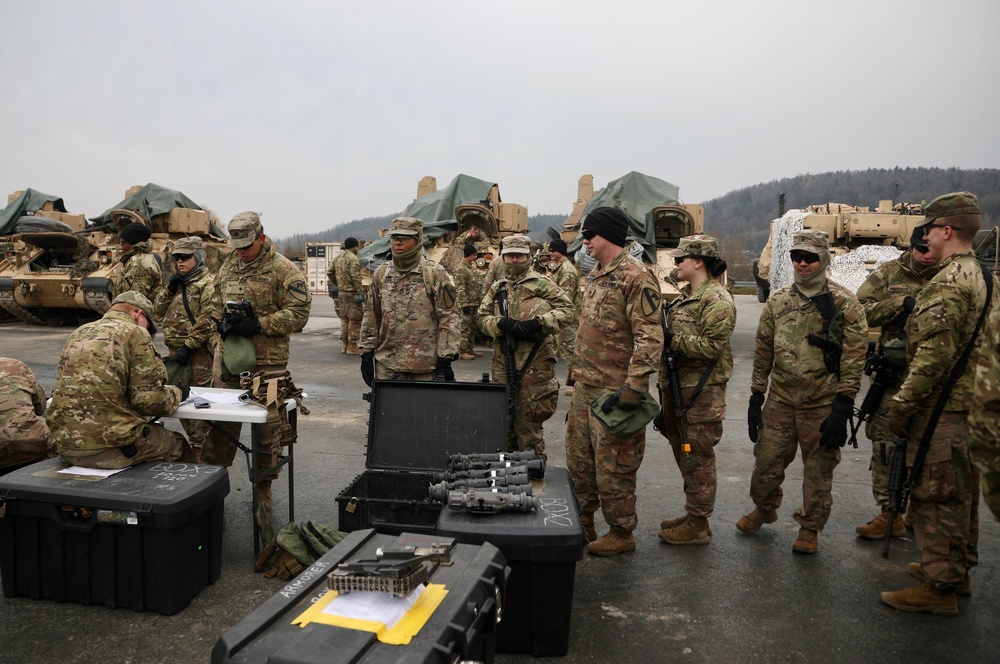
[883,435,908,559]
[660,305,691,454]
[495,287,519,423]
[854,349,904,458]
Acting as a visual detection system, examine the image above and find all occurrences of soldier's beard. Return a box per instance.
[392,244,421,272]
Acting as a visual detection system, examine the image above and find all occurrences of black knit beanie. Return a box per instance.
[549,239,568,255]
[343,237,359,250]
[582,207,629,246]
[120,222,151,245]
[464,244,478,258]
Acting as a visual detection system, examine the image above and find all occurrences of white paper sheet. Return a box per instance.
[321,584,426,630]
[189,388,245,405]
[57,466,129,478]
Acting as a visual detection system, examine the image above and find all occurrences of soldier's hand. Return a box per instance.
[167,273,185,295]
[214,317,230,340]
[462,306,476,315]
[329,286,339,299]
[354,291,365,304]
[512,318,543,339]
[902,296,916,313]
[819,395,854,451]
[618,386,642,411]
[174,345,191,366]
[497,317,517,334]
[360,351,375,387]
[747,391,765,443]
[231,316,260,337]
[887,403,910,438]
[434,356,455,382]
[177,383,191,401]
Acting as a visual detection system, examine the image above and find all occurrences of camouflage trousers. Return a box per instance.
[176,346,214,452]
[0,410,51,471]
[492,356,558,461]
[565,381,646,533]
[337,293,362,351]
[904,411,980,589]
[864,390,899,508]
[59,424,193,470]
[460,310,478,355]
[554,321,578,368]
[375,361,435,382]
[657,383,727,518]
[750,400,841,531]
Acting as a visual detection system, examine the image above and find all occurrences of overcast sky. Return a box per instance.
[3,1,997,238]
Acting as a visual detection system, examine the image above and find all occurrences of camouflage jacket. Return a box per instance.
[658,278,736,389]
[456,262,483,308]
[856,249,935,350]
[570,249,663,393]
[153,269,218,353]
[332,250,363,293]
[549,258,581,314]
[894,249,1000,417]
[0,357,49,448]
[48,310,183,453]
[359,258,461,371]
[969,302,1000,511]
[212,239,312,367]
[114,241,162,301]
[454,229,490,249]
[483,257,505,295]
[752,282,867,406]
[479,269,574,377]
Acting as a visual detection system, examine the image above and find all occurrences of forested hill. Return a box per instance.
[702,167,1000,251]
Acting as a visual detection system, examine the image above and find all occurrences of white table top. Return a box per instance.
[166,387,297,424]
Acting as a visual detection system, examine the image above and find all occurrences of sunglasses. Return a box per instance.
[790,250,820,264]
[922,223,949,232]
[673,256,689,265]
[581,229,596,240]
[173,254,194,261]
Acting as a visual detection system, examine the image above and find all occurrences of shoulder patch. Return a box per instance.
[287,281,310,303]
[640,286,661,317]
[439,284,457,309]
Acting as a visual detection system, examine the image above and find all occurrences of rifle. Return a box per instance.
[495,287,519,422]
[660,304,691,454]
[883,435,908,559]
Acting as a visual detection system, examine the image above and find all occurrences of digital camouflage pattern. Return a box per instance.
[113,241,162,302]
[969,302,1000,521]
[331,249,363,352]
[856,249,936,505]
[548,257,581,365]
[0,358,50,469]
[479,266,574,459]
[48,309,187,468]
[565,248,663,535]
[456,260,482,355]
[656,277,735,519]
[359,257,460,374]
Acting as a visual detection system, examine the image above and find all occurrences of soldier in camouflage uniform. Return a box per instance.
[154,236,218,462]
[479,235,574,460]
[454,223,488,249]
[359,217,460,383]
[208,212,312,509]
[564,207,663,557]
[547,239,581,393]
[969,301,1000,522]
[331,237,364,355]
[0,358,51,472]
[740,229,867,554]
[482,253,506,296]
[655,236,736,546]
[50,291,194,469]
[113,222,162,303]
[457,244,483,360]
[854,240,939,539]
[882,192,999,616]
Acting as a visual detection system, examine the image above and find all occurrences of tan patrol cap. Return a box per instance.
[915,191,980,229]
[500,234,532,256]
[171,236,203,256]
[112,290,157,335]
[228,212,263,248]
[790,229,830,253]
[668,234,720,259]
[388,217,422,237]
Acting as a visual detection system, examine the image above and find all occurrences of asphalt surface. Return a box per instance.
[1,295,997,663]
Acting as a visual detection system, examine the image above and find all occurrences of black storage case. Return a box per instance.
[336,380,508,535]
[213,528,508,664]
[0,457,229,615]
[435,466,583,656]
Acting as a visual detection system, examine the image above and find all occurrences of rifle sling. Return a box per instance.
[181,283,196,325]
[684,358,719,411]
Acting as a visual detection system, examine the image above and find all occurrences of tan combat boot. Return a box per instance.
[579,513,597,543]
[880,584,958,616]
[792,527,818,554]
[659,515,710,545]
[902,503,914,529]
[346,344,362,356]
[908,562,972,596]
[660,514,713,536]
[856,509,906,540]
[586,528,636,557]
[736,507,777,534]
[459,353,476,360]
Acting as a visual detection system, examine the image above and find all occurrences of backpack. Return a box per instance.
[253,520,347,580]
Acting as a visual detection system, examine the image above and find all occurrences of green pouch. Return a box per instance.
[590,390,661,435]
[163,357,192,386]
[275,521,347,566]
[222,335,257,381]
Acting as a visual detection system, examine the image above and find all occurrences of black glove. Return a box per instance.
[902,296,916,313]
[354,291,365,304]
[497,317,517,334]
[512,318,543,339]
[664,329,675,347]
[231,316,260,337]
[177,383,191,401]
[462,306,476,315]
[174,345,191,366]
[748,391,765,443]
[434,356,455,382]
[360,351,375,387]
[167,273,185,295]
[602,386,642,413]
[820,395,854,451]
[329,286,339,299]
[215,317,229,340]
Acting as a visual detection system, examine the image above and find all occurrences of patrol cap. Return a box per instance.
[668,234,720,259]
[388,217,422,237]
[501,234,532,256]
[915,191,980,229]
[228,212,263,248]
[171,236,203,256]
[112,290,157,335]
[790,229,830,253]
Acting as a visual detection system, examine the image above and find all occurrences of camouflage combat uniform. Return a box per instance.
[482,256,506,296]
[549,257,581,366]
[855,250,934,510]
[565,249,663,535]
[457,260,483,356]
[332,249,363,354]
[114,241,162,302]
[49,309,190,469]
[479,260,574,460]
[750,281,867,531]
[892,248,999,589]
[0,358,51,471]
[657,277,736,520]
[969,302,1000,521]
[359,257,460,380]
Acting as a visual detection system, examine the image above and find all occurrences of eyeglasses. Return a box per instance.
[581,229,596,240]
[173,254,193,261]
[673,256,688,265]
[790,251,820,264]
[922,223,949,232]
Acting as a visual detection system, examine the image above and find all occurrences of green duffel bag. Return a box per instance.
[589,389,661,435]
